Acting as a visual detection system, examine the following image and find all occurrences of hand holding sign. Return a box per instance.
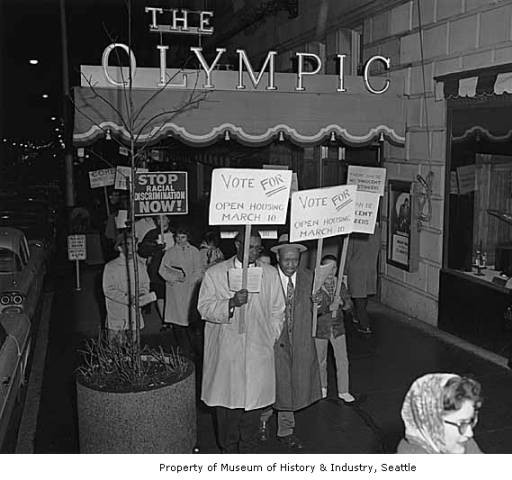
[231,289,248,307]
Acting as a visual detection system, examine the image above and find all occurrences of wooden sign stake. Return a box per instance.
[312,237,323,337]
[332,234,350,318]
[75,259,81,291]
[104,186,111,217]
[239,224,251,334]
[159,214,165,244]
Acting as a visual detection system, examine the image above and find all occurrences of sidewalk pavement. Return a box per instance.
[32,263,512,453]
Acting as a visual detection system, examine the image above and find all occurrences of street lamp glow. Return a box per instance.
[29,59,39,65]
[42,94,49,99]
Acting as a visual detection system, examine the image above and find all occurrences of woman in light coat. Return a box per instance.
[159,227,201,355]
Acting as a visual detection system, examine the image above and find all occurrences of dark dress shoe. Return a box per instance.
[356,326,372,335]
[257,420,270,442]
[278,433,304,450]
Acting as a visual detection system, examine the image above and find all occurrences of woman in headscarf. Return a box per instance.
[397,373,483,454]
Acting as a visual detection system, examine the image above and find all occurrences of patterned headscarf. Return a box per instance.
[401,373,460,453]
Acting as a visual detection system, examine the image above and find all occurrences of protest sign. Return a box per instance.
[457,164,476,194]
[88,168,116,189]
[209,168,292,225]
[68,234,86,291]
[289,185,357,242]
[115,210,128,229]
[347,165,387,196]
[133,171,188,216]
[67,234,86,261]
[352,191,380,234]
[114,166,148,190]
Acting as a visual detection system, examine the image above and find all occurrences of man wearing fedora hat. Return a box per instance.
[259,234,322,450]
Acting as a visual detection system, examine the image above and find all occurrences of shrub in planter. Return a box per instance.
[76,338,196,453]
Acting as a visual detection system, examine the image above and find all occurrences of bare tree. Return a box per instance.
[70,1,207,372]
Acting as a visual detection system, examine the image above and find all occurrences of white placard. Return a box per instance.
[115,210,128,229]
[157,232,175,250]
[228,267,263,293]
[114,166,148,190]
[290,185,357,242]
[88,168,116,189]
[67,234,87,261]
[457,164,476,195]
[313,263,335,292]
[209,168,292,225]
[347,165,387,196]
[352,191,380,234]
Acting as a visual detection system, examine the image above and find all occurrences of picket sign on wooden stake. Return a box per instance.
[312,237,324,337]
[239,224,252,334]
[332,234,350,318]
[104,186,110,217]
[159,214,165,243]
[75,260,81,291]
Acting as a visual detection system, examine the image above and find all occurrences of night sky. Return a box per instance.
[0,0,220,143]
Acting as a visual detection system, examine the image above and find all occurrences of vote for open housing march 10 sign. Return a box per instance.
[133,171,188,216]
[290,185,358,242]
[209,168,292,225]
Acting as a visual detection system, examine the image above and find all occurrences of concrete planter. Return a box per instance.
[76,360,196,453]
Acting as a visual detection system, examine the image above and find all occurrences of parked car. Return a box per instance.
[0,312,30,448]
[0,227,47,320]
[0,211,56,250]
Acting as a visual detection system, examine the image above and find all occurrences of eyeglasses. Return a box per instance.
[444,411,479,435]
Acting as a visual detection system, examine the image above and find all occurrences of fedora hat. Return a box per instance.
[270,233,307,254]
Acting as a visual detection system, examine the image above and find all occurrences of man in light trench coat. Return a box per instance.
[197,230,285,453]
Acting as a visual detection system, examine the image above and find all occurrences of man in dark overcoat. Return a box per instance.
[259,236,322,449]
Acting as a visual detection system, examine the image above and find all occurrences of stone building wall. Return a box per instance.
[220,0,512,325]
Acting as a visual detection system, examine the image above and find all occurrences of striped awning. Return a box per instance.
[73,66,406,148]
[436,63,512,100]
[436,64,512,142]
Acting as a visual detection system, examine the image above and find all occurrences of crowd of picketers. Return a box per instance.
[94,190,484,454]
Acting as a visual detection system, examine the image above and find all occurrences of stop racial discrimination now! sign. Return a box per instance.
[133,171,188,216]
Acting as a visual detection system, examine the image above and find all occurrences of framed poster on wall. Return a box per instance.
[387,180,419,272]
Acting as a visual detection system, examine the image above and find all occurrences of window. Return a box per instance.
[325,26,362,76]
[447,100,512,272]
[0,248,21,273]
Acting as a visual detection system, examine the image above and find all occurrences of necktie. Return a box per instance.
[286,277,294,340]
